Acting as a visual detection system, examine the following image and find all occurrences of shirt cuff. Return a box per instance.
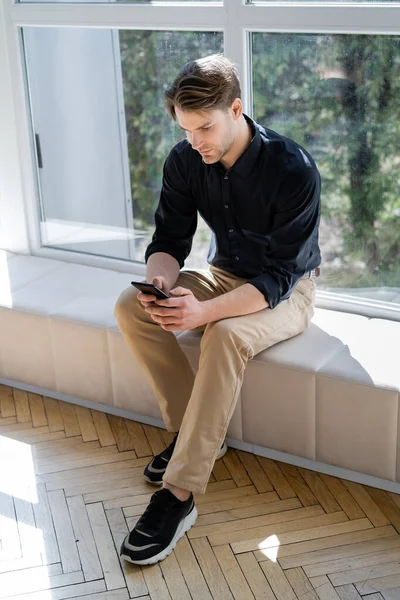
[145,243,186,269]
[247,273,283,310]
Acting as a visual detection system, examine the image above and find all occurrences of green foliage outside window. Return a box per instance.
[252,34,400,289]
[120,31,400,292]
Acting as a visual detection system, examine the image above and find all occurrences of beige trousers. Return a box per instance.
[114,265,316,494]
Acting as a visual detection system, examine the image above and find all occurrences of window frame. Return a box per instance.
[0,0,399,317]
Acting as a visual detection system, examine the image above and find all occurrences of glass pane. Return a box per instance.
[248,0,398,3]
[19,0,218,3]
[23,28,222,263]
[252,33,400,306]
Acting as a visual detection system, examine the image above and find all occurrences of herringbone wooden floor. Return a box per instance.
[1,385,400,599]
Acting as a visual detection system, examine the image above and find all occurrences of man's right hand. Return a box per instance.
[137,276,169,307]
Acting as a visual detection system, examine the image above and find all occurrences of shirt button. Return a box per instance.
[229,228,234,233]
[235,255,240,261]
[224,204,229,209]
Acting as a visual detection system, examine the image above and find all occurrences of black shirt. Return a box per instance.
[145,115,321,309]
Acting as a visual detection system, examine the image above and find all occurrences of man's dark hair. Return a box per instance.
[165,54,241,120]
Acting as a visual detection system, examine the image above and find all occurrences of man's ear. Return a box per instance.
[231,98,243,120]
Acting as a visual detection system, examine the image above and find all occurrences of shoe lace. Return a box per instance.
[137,490,176,534]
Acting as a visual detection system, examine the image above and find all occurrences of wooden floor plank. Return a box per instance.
[59,401,81,437]
[195,497,301,528]
[0,415,16,425]
[64,475,148,500]
[222,449,256,489]
[285,567,319,600]
[14,429,67,444]
[47,489,81,573]
[189,505,324,540]
[260,559,297,600]
[91,410,117,448]
[13,389,32,423]
[257,456,297,499]
[43,396,65,432]
[35,443,116,467]
[142,563,172,600]
[124,419,152,457]
[198,490,279,516]
[342,481,390,527]
[237,450,274,493]
[0,385,16,418]
[107,414,136,452]
[159,551,192,600]
[32,482,61,565]
[304,545,400,578]
[86,502,126,591]
[330,562,400,587]
[310,574,341,600]
[235,552,276,600]
[75,406,99,442]
[32,435,83,451]
[7,580,107,600]
[298,468,342,514]
[3,386,400,600]
[275,526,398,567]
[41,454,145,487]
[173,535,213,600]
[0,491,21,562]
[335,584,363,600]
[28,392,48,427]
[13,493,42,567]
[212,457,232,482]
[0,564,81,599]
[355,573,400,595]
[276,461,319,507]
[105,507,148,598]
[0,420,33,434]
[63,477,150,505]
[213,545,254,599]
[364,487,400,534]
[190,537,234,599]
[213,511,348,549]
[279,528,400,576]
[142,424,167,455]
[67,494,103,581]
[0,555,42,575]
[238,518,372,556]
[35,448,136,475]
[319,474,366,520]
[379,594,396,600]
[33,439,99,461]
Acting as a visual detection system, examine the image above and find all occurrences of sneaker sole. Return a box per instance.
[144,442,229,487]
[120,505,198,566]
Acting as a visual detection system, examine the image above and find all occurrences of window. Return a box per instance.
[23,28,222,263]
[252,33,400,304]
[2,0,399,317]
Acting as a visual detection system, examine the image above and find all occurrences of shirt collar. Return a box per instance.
[230,114,262,177]
[202,114,263,176]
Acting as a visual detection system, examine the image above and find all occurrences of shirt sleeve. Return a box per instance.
[247,167,321,309]
[144,149,197,268]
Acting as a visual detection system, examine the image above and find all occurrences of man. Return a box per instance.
[115,54,321,565]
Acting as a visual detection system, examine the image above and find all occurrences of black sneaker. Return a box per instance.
[120,488,197,565]
[144,434,228,486]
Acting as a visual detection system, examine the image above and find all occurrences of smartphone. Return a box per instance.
[131,281,170,300]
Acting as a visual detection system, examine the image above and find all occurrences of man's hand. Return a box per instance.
[137,276,169,308]
[144,286,208,331]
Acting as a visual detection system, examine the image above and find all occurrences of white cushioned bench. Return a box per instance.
[1,251,399,491]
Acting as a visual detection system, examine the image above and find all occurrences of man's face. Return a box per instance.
[175,106,237,165]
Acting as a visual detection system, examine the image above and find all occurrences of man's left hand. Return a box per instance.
[144,286,208,331]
